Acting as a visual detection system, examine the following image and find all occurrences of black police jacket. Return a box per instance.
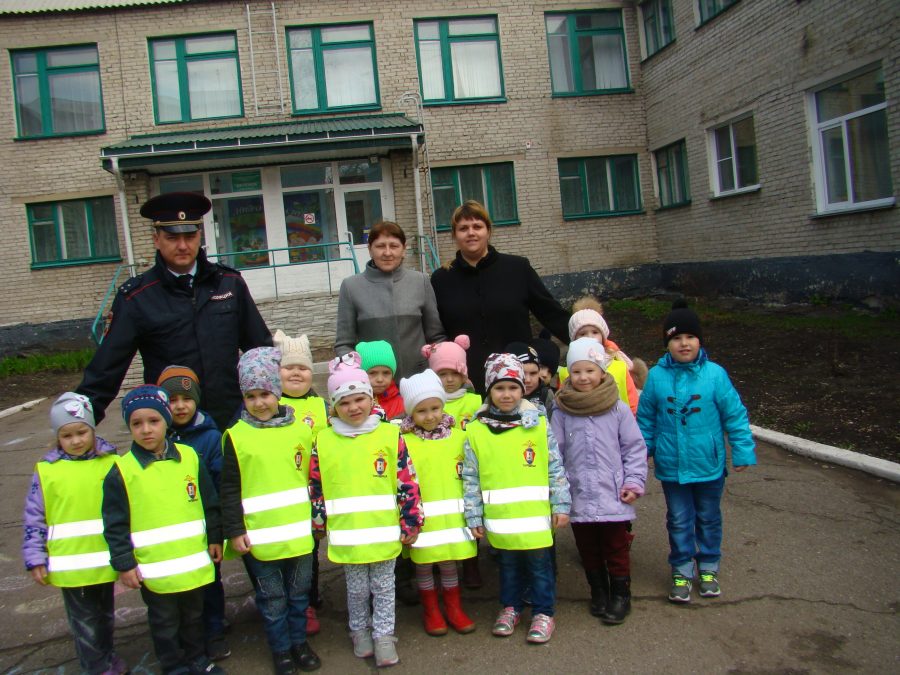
[78,250,272,429]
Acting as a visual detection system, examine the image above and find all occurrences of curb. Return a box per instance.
[751,424,900,483]
[0,397,46,420]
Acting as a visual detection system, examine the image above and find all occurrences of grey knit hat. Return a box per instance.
[50,392,95,436]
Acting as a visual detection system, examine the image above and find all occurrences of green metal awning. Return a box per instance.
[101,114,424,175]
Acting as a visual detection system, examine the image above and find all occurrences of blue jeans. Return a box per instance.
[661,476,726,578]
[496,547,556,617]
[243,552,313,653]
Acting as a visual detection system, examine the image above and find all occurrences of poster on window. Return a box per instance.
[223,196,269,268]
[283,192,324,262]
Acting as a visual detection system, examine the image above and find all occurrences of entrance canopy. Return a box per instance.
[100,113,424,174]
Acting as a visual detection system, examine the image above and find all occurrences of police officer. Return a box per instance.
[78,192,272,430]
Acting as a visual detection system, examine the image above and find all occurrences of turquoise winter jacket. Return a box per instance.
[636,349,756,484]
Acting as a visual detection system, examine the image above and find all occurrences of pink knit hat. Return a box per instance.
[568,309,610,341]
[422,335,470,378]
[327,352,373,404]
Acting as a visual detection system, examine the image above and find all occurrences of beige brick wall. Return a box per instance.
[642,0,900,264]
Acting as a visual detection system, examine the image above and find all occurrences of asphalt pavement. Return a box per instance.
[1,395,897,674]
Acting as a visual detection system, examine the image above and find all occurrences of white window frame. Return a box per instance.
[806,65,894,215]
[707,114,760,197]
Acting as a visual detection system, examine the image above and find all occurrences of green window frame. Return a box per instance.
[286,23,380,114]
[149,33,243,124]
[11,44,105,139]
[431,163,518,231]
[641,0,675,58]
[545,10,630,96]
[27,197,120,269]
[655,140,691,208]
[414,16,506,105]
[558,156,642,219]
[698,0,740,25]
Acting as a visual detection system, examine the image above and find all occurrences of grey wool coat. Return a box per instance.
[335,260,446,378]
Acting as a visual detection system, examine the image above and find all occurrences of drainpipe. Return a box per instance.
[410,134,425,272]
[109,157,136,267]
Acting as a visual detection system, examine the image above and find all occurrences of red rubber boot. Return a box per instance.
[442,585,476,634]
[419,588,448,636]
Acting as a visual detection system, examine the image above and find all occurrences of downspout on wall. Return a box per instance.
[109,157,135,267]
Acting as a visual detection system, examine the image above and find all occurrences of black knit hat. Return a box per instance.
[663,299,703,345]
[504,341,539,366]
[530,329,561,375]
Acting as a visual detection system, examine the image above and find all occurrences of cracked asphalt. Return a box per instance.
[2,395,898,674]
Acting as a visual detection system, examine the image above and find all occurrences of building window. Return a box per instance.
[809,67,893,213]
[414,17,504,104]
[698,0,739,24]
[709,116,759,196]
[431,163,518,231]
[558,156,641,218]
[287,23,379,114]
[640,1,675,58]
[28,197,119,268]
[12,45,104,138]
[655,141,690,208]
[150,33,242,124]
[545,11,629,95]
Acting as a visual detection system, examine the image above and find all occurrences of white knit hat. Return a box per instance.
[399,369,447,416]
[273,329,314,369]
[566,337,610,370]
[568,309,610,341]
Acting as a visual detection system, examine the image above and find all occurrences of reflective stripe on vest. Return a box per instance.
[465,419,553,550]
[117,444,213,593]
[316,424,402,564]
[403,430,476,564]
[280,395,328,439]
[226,419,314,562]
[37,454,117,587]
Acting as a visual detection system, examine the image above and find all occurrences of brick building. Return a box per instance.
[0,0,897,354]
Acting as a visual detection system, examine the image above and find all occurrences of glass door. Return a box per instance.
[210,170,269,269]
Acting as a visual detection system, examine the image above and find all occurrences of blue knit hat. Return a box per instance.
[122,385,173,427]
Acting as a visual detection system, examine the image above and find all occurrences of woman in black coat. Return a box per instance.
[430,200,570,394]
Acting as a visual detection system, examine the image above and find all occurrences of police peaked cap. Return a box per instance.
[141,192,211,233]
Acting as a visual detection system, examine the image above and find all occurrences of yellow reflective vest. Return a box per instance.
[607,359,630,407]
[225,419,314,561]
[117,444,214,594]
[403,430,476,564]
[280,395,328,439]
[316,423,402,564]
[37,454,118,587]
[465,418,553,551]
[444,392,482,430]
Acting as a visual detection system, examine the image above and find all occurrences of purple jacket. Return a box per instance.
[22,437,117,570]
[551,401,647,523]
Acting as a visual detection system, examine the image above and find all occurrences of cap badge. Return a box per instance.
[178,211,186,220]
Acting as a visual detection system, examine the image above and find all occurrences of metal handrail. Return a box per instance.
[91,239,359,344]
[413,234,441,273]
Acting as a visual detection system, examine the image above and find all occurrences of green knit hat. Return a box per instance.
[356,340,397,374]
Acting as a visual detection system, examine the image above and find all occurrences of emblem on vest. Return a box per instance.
[460,415,471,430]
[303,413,315,429]
[294,446,304,471]
[523,441,536,467]
[373,451,387,477]
[455,456,464,480]
[185,475,198,501]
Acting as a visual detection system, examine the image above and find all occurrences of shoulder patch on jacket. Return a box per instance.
[118,273,145,296]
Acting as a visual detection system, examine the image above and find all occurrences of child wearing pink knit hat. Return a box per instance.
[422,336,482,431]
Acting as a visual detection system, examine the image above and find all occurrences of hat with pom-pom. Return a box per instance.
[399,369,446,416]
[663,299,703,345]
[327,352,374,403]
[568,309,610,342]
[273,329,313,370]
[423,335,470,377]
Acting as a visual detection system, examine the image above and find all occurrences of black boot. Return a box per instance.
[601,576,631,624]
[586,568,609,617]
[395,555,420,606]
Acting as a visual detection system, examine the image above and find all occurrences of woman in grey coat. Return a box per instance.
[334,220,446,379]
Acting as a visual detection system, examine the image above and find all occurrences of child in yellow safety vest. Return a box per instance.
[308,352,423,668]
[422,335,482,431]
[101,386,223,675]
[398,369,477,637]
[273,328,328,637]
[221,347,321,674]
[462,353,571,644]
[22,393,128,675]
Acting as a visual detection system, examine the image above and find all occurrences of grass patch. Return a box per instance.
[0,348,95,379]
[606,298,899,340]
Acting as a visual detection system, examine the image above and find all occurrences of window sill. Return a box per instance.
[563,210,644,221]
[31,256,121,270]
[155,113,244,126]
[423,97,507,108]
[655,200,691,212]
[710,184,761,200]
[16,128,106,141]
[551,88,634,98]
[810,198,895,219]
[641,39,676,63]
[292,104,382,116]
